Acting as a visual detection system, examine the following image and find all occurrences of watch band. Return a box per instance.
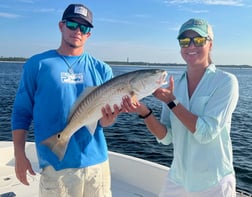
[167,99,179,110]
[138,108,152,119]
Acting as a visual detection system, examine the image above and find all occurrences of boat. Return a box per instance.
[0,141,251,197]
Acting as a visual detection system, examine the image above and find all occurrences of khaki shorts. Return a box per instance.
[39,160,111,197]
[159,174,236,197]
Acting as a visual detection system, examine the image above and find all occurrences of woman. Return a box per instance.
[122,18,239,197]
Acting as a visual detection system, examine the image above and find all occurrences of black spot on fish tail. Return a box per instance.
[41,132,69,161]
[129,90,135,96]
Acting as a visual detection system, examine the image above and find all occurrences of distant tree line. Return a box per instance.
[0,57,186,66]
[0,57,251,68]
[0,57,27,62]
[105,61,186,67]
[105,61,252,68]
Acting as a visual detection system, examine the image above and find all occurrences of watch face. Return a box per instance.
[167,101,176,109]
[167,99,179,110]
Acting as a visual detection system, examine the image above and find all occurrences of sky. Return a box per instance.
[0,0,252,66]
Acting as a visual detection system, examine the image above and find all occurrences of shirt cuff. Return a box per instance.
[156,129,172,145]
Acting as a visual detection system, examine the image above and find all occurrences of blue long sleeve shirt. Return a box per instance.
[11,50,113,170]
[158,64,239,191]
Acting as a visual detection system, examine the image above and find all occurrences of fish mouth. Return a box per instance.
[157,70,168,85]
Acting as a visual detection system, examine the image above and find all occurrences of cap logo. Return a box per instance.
[185,19,204,27]
[74,6,88,17]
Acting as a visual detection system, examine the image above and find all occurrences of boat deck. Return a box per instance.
[0,167,157,197]
[1,141,251,197]
[0,141,166,197]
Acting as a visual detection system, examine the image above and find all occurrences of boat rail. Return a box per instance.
[237,189,252,197]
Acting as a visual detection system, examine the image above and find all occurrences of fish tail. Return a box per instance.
[41,132,69,161]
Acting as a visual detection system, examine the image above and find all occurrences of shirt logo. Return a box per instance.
[61,72,83,84]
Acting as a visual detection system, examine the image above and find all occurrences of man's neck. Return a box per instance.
[57,46,84,56]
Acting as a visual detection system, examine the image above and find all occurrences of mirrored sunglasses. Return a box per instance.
[178,37,210,48]
[63,20,91,34]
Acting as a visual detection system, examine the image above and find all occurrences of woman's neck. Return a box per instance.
[187,66,207,98]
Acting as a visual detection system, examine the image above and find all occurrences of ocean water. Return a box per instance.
[0,62,251,193]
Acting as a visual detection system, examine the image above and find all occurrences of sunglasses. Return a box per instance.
[63,20,91,34]
[178,37,210,48]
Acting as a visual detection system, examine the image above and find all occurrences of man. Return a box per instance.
[11,4,118,197]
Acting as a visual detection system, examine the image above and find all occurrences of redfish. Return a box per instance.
[41,69,167,160]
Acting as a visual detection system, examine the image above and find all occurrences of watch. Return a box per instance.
[167,99,179,110]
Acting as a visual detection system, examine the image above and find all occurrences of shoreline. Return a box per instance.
[0,60,251,68]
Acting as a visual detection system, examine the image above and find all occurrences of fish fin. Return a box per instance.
[81,86,98,98]
[68,86,98,121]
[41,132,70,161]
[86,122,98,135]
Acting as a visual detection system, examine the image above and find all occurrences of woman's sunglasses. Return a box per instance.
[178,37,210,48]
[63,20,91,34]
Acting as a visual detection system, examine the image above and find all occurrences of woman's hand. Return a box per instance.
[121,96,150,117]
[153,75,175,103]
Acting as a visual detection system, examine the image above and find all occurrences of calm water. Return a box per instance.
[0,62,251,193]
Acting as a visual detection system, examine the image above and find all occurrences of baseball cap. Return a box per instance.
[62,4,93,28]
[177,18,213,40]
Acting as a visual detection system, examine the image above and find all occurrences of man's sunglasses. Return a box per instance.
[63,20,91,34]
[178,37,210,48]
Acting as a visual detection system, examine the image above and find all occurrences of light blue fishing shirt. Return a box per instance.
[158,64,239,191]
[11,50,113,170]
